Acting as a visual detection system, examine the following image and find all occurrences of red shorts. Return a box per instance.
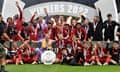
[56,54,62,60]
[86,56,92,63]
[99,57,108,63]
[23,57,33,63]
[95,56,111,63]
[8,57,16,64]
[56,48,62,60]
[23,55,38,63]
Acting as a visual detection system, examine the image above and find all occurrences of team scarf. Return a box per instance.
[93,22,98,32]
[58,40,64,49]
[41,39,52,50]
[83,48,88,59]
[26,48,31,57]
[85,25,89,34]
[98,48,103,57]
[77,29,82,40]
[31,26,38,36]
[72,41,77,51]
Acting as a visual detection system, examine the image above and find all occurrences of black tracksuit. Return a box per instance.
[61,52,84,66]
[103,20,119,41]
[0,21,6,44]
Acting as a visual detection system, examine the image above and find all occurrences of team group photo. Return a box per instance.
[0,0,120,72]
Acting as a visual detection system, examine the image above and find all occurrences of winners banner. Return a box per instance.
[23,2,96,21]
[1,0,119,22]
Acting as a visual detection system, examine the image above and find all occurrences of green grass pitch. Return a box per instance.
[6,64,120,72]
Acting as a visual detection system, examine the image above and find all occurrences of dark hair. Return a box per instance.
[113,41,119,44]
[48,22,52,24]
[75,22,81,27]
[22,22,28,27]
[13,14,19,20]
[76,22,81,25]
[7,17,12,22]
[64,24,70,27]
[36,17,39,21]
[47,20,53,25]
[94,16,99,18]
[107,14,112,17]
[62,48,69,53]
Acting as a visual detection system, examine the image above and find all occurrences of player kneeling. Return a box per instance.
[6,48,19,65]
[107,41,120,65]
[94,42,111,66]
[82,42,96,66]
[16,43,38,65]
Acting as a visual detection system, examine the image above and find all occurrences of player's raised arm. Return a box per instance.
[16,1,23,20]
[96,7,103,23]
[79,12,86,22]
[44,8,50,24]
[66,16,72,25]
[29,11,37,24]
[44,8,48,16]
